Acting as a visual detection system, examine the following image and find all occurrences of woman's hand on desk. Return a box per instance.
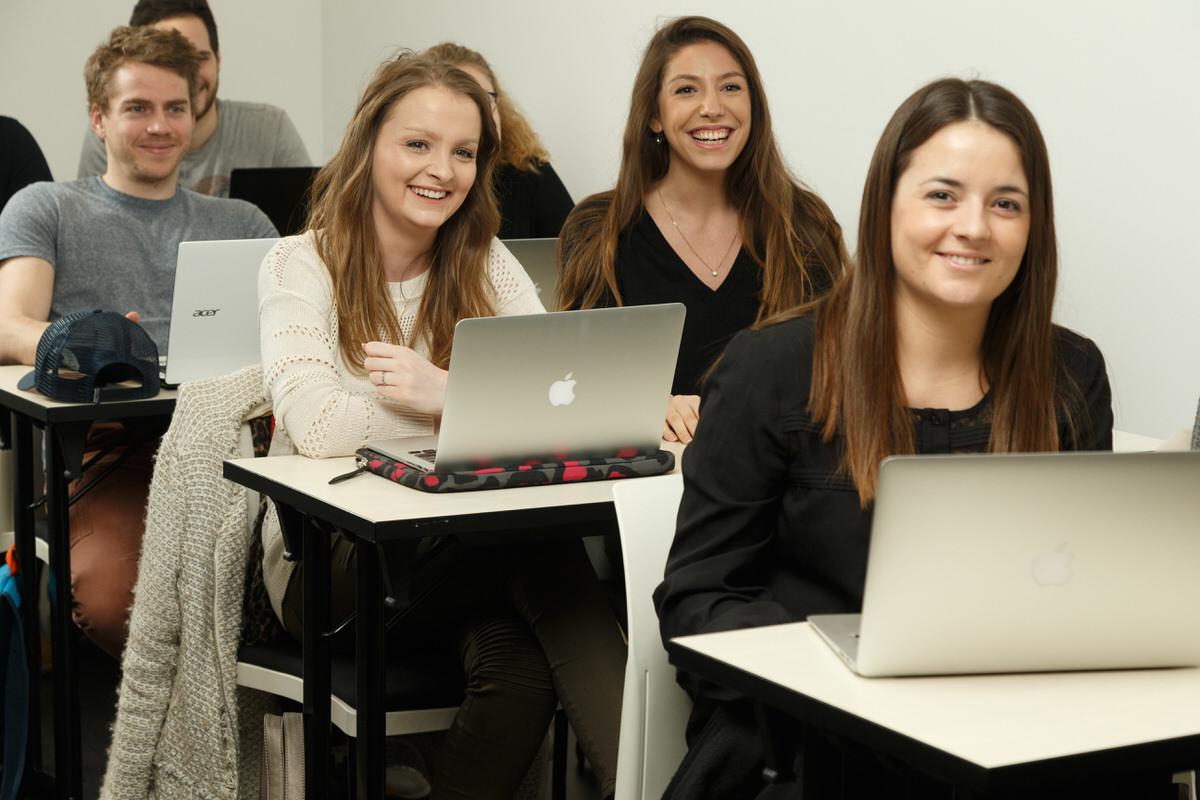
[663,394,701,444]
[363,341,448,416]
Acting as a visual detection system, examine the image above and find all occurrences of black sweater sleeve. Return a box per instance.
[655,327,799,639]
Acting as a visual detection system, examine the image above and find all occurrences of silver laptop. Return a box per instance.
[367,303,685,472]
[810,451,1200,677]
[501,238,558,306]
[163,238,278,385]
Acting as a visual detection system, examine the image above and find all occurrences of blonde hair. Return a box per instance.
[424,42,550,171]
[305,53,501,371]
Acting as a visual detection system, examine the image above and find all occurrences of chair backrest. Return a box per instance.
[613,474,691,800]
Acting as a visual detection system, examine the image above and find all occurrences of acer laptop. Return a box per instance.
[501,237,559,305]
[163,238,278,386]
[229,166,319,236]
[367,303,685,472]
[809,451,1200,677]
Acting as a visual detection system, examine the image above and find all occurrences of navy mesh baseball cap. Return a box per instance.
[16,310,160,402]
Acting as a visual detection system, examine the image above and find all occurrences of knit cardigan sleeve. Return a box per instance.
[99,403,186,797]
[102,366,271,800]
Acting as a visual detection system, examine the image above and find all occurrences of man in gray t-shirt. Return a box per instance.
[0,176,274,353]
[0,25,275,658]
[77,1,310,197]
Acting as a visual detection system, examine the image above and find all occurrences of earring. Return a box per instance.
[653,132,664,145]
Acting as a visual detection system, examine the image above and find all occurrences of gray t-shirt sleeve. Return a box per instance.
[271,110,311,166]
[0,183,60,265]
[77,126,108,179]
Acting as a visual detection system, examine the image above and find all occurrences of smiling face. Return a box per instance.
[152,14,218,120]
[651,40,751,178]
[890,120,1031,314]
[90,61,193,197]
[370,85,481,246]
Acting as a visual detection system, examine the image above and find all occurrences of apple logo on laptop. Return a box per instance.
[1031,542,1072,587]
[548,372,576,407]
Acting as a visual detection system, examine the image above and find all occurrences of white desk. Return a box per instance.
[224,443,682,800]
[223,450,679,540]
[0,363,176,800]
[670,622,1200,797]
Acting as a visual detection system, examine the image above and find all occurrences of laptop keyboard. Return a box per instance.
[408,448,437,461]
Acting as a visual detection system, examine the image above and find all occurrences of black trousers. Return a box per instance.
[665,698,1181,800]
[282,536,624,799]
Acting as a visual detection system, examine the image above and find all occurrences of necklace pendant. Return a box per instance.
[710,269,719,278]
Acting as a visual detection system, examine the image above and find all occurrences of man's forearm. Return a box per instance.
[0,316,50,366]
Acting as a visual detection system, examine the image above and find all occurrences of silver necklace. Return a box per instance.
[657,187,739,278]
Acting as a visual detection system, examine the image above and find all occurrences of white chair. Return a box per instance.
[1112,429,1163,453]
[613,474,691,800]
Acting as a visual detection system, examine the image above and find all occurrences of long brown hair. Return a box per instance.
[556,15,847,314]
[809,77,1079,504]
[305,53,501,371]
[424,42,550,172]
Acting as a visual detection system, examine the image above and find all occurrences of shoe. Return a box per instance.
[386,738,431,799]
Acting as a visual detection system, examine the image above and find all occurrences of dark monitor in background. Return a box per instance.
[229,166,320,236]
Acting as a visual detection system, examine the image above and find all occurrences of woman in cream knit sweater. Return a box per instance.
[258,53,624,799]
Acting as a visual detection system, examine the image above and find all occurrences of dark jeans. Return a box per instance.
[282,535,624,799]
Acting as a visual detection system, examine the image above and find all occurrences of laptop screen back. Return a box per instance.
[166,238,278,385]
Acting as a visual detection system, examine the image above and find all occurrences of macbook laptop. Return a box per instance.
[501,237,559,306]
[809,451,1200,677]
[229,166,319,236]
[163,238,278,386]
[367,303,685,472]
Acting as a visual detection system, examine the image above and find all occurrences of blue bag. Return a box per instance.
[0,548,28,800]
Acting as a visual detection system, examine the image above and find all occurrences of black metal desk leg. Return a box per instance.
[12,415,43,785]
[45,423,82,800]
[294,507,331,800]
[356,541,385,799]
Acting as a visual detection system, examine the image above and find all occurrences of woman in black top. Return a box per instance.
[425,43,573,239]
[557,17,847,435]
[652,80,1134,799]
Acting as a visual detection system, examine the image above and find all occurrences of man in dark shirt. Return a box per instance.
[0,116,52,213]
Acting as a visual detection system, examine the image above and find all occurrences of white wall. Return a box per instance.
[4,1,1198,437]
[318,0,1200,438]
[0,0,323,181]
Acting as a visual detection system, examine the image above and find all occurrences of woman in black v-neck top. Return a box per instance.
[613,209,763,395]
[557,17,847,434]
